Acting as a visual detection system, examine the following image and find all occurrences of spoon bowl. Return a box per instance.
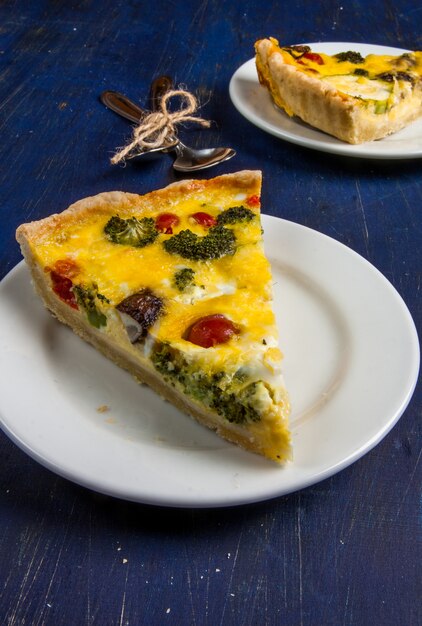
[171,143,235,172]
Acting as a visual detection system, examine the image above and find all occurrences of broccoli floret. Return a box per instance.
[163,225,235,260]
[210,388,261,424]
[377,71,415,85]
[173,268,195,292]
[335,51,365,64]
[104,215,158,247]
[353,68,369,77]
[151,344,262,425]
[73,283,107,328]
[284,45,311,59]
[96,292,110,303]
[217,206,255,225]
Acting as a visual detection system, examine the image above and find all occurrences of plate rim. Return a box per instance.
[229,41,422,160]
[0,216,420,507]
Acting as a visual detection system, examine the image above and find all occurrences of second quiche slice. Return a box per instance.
[16,171,291,463]
[255,38,422,143]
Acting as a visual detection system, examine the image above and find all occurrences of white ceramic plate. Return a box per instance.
[0,217,419,507]
[229,42,422,159]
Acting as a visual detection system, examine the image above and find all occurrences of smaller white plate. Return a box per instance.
[229,42,422,159]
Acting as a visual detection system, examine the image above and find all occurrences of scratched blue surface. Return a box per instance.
[0,1,421,625]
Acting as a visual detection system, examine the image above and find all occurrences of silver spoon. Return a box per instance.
[100,88,236,172]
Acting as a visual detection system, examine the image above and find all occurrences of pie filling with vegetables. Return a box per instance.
[255,38,422,143]
[16,171,291,463]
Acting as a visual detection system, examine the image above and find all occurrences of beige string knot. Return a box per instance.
[111,89,211,164]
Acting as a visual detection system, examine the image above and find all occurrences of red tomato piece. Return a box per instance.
[50,271,78,309]
[246,195,260,207]
[190,212,217,228]
[156,213,180,234]
[186,314,239,348]
[303,52,324,65]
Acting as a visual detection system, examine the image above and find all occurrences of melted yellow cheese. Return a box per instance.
[269,37,422,76]
[261,37,422,103]
[32,181,279,379]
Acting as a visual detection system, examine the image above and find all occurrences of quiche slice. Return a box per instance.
[255,38,422,143]
[16,171,291,463]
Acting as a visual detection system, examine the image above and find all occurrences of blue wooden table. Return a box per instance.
[1,1,421,624]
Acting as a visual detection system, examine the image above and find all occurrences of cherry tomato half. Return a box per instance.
[303,52,324,65]
[50,271,78,309]
[156,213,180,234]
[190,212,217,228]
[186,314,239,348]
[246,195,260,207]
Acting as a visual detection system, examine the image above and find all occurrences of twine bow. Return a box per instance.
[111,89,211,164]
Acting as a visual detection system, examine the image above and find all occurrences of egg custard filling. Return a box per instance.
[16,171,291,463]
[255,38,422,143]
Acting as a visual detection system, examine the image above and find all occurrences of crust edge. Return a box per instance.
[16,170,262,246]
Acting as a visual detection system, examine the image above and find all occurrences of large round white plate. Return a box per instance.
[0,217,419,507]
[229,42,422,159]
